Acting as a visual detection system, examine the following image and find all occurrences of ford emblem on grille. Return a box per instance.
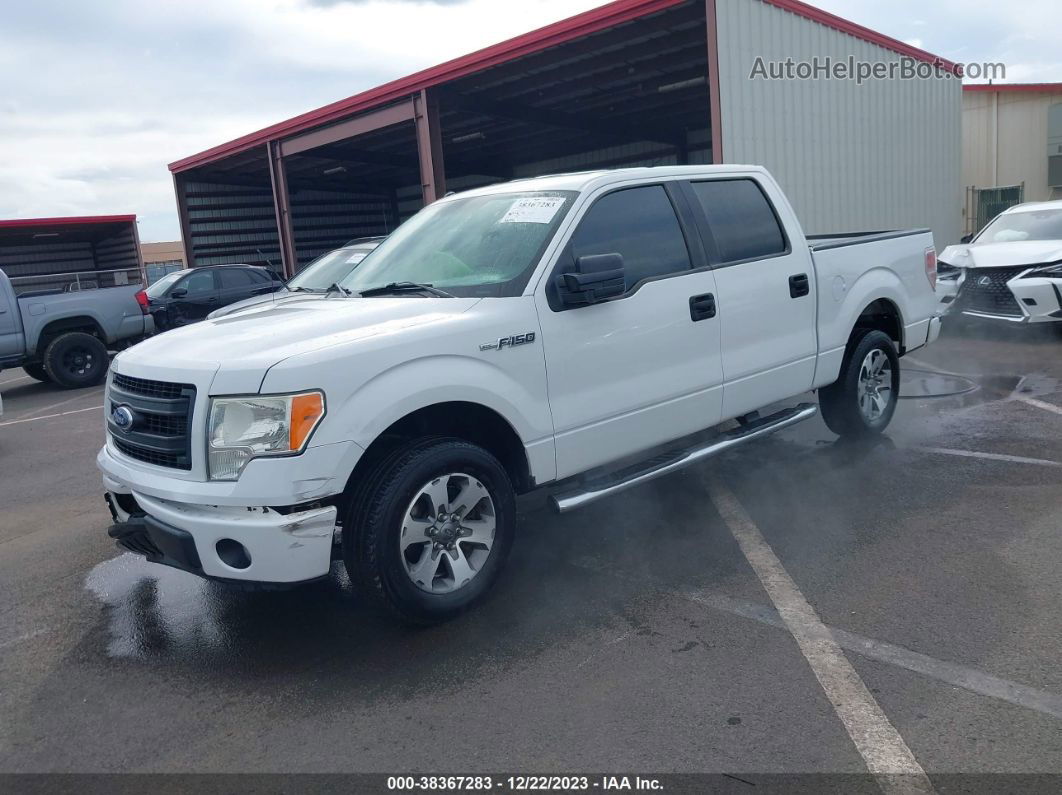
[112,405,135,432]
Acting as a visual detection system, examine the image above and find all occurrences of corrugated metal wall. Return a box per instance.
[715,0,962,247]
[962,90,1062,203]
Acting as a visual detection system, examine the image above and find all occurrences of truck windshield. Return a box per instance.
[977,209,1062,243]
[341,191,577,298]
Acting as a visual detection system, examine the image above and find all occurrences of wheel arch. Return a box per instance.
[34,316,106,356]
[853,296,905,353]
[342,401,535,499]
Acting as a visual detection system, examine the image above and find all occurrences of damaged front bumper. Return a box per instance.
[103,487,337,587]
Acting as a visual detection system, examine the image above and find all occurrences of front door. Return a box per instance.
[0,281,23,360]
[535,183,724,479]
[169,268,220,325]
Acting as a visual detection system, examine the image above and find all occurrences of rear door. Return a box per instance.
[681,177,817,419]
[217,267,272,308]
[535,182,724,478]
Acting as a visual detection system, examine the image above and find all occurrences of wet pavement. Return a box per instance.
[1,322,1061,779]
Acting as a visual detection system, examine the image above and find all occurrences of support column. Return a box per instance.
[705,0,724,164]
[413,89,446,205]
[268,141,298,277]
[172,173,196,269]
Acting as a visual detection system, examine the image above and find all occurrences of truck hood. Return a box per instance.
[939,240,1062,269]
[116,296,481,393]
[207,288,295,319]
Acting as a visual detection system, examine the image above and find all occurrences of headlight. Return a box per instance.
[207,391,325,481]
[1022,263,1062,277]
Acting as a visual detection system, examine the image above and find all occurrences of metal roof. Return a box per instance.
[964,83,1062,93]
[170,0,958,175]
[0,215,136,230]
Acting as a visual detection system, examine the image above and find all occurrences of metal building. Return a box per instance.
[169,0,962,276]
[962,83,1062,236]
[0,215,144,295]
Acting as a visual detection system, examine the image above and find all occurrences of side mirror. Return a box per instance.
[960,234,974,245]
[557,253,625,306]
[170,288,188,298]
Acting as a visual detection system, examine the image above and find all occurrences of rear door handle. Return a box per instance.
[689,293,716,321]
[789,274,810,298]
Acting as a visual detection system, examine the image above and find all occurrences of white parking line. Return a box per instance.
[8,388,104,422]
[682,592,1062,723]
[705,477,934,794]
[0,375,30,386]
[919,447,1062,468]
[0,404,103,428]
[1018,396,1062,417]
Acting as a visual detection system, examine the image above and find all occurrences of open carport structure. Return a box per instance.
[0,215,143,294]
[169,0,961,277]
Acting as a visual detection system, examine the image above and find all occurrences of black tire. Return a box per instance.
[42,332,109,389]
[819,329,900,437]
[342,437,516,624]
[22,363,51,383]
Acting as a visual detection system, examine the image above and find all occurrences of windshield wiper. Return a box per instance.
[326,282,352,296]
[358,282,455,298]
[289,286,324,294]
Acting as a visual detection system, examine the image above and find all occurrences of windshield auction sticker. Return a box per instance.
[500,196,566,224]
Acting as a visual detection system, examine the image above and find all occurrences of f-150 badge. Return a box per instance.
[480,332,536,352]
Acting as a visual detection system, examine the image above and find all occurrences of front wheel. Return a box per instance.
[819,329,900,437]
[343,438,516,624]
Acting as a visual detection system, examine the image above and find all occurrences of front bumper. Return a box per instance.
[104,486,338,585]
[937,272,1062,323]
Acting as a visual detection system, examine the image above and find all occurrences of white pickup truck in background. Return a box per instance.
[98,165,941,622]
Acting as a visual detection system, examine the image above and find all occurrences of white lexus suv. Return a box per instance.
[937,200,1062,324]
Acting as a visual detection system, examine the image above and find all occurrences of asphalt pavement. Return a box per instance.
[1,322,1061,787]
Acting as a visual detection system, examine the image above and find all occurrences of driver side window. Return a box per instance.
[567,185,692,293]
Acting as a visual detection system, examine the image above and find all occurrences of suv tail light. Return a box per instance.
[925,247,937,290]
[134,289,150,314]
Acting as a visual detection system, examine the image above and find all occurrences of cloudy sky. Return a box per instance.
[1,0,1059,242]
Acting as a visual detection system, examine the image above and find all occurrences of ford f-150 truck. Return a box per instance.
[99,166,941,622]
[0,269,153,388]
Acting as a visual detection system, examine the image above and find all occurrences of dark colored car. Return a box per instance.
[141,265,283,331]
[207,238,386,320]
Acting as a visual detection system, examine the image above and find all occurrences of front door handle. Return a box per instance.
[689,293,716,321]
[789,274,810,298]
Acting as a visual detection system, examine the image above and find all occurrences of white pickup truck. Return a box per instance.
[99,166,940,622]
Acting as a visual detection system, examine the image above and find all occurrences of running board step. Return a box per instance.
[549,403,818,513]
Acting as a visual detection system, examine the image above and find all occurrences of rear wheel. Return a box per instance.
[22,363,51,383]
[42,332,109,389]
[819,329,899,437]
[342,438,516,624]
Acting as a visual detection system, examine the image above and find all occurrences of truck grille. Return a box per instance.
[959,267,1026,318]
[108,374,196,471]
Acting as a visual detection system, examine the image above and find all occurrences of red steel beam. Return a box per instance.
[413,89,446,205]
[268,142,298,277]
[963,83,1062,93]
[278,101,416,158]
[705,0,723,164]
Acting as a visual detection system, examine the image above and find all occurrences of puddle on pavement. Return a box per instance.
[900,366,1057,409]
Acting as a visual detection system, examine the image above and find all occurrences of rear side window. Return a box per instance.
[569,185,692,291]
[219,268,257,289]
[690,179,787,263]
